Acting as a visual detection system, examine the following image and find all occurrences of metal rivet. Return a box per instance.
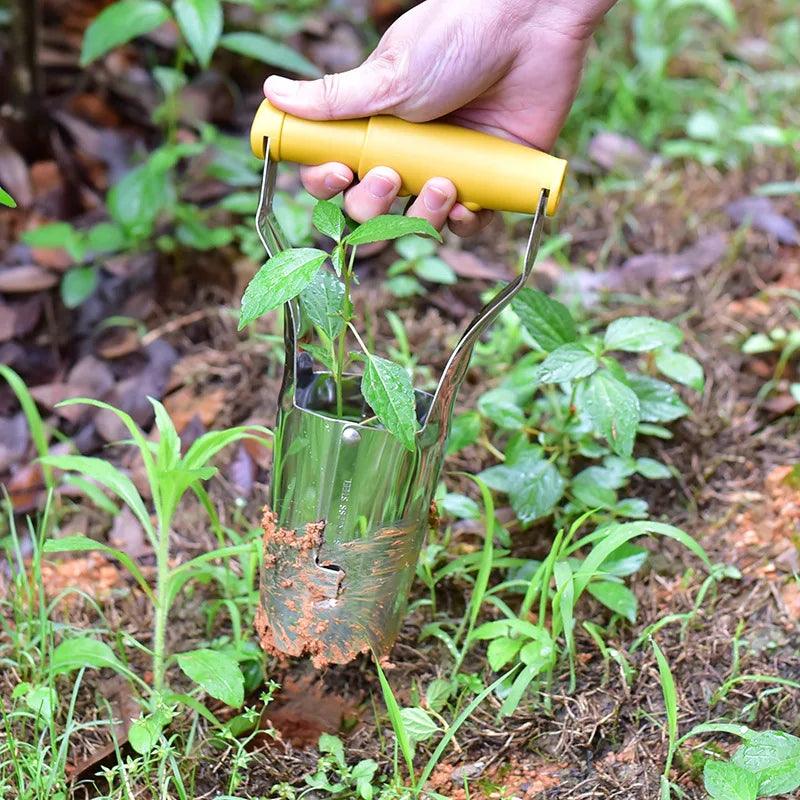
[342,426,361,445]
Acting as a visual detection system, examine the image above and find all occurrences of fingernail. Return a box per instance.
[423,185,449,212]
[265,76,298,97]
[324,171,351,192]
[366,171,397,199]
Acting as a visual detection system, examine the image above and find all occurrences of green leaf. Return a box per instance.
[414,256,456,284]
[239,248,327,328]
[703,760,759,800]
[219,32,320,78]
[86,221,127,254]
[731,731,800,796]
[511,288,576,352]
[0,186,16,208]
[498,663,538,717]
[81,0,172,65]
[386,275,424,298]
[654,349,704,392]
[22,222,79,252]
[319,733,346,767]
[299,269,345,340]
[399,707,439,743]
[129,713,167,755]
[446,411,481,455]
[396,234,436,260]
[312,200,346,242]
[477,388,525,430]
[652,639,678,762]
[580,370,641,457]
[587,581,638,622]
[173,0,222,68]
[626,374,689,423]
[598,543,648,577]
[346,215,441,247]
[487,636,524,672]
[24,685,58,724]
[60,265,98,309]
[519,630,556,673]
[425,678,452,713]
[360,355,418,451]
[604,317,683,353]
[636,457,672,479]
[50,638,125,676]
[107,161,171,238]
[571,469,617,508]
[176,649,244,708]
[536,343,598,383]
[440,493,480,520]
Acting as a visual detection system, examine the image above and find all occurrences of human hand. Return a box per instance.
[264,0,616,236]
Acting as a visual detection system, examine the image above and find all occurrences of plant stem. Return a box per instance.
[335,246,358,417]
[152,523,172,694]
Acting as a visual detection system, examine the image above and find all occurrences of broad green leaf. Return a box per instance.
[346,216,441,246]
[446,411,481,455]
[41,454,155,544]
[312,200,346,241]
[511,288,576,352]
[626,374,689,423]
[571,470,617,508]
[176,649,244,708]
[22,222,80,253]
[129,714,166,755]
[81,0,172,65]
[731,731,800,796]
[703,760,759,800]
[0,186,16,207]
[61,265,98,308]
[24,686,57,723]
[440,493,480,520]
[50,638,124,676]
[173,0,222,68]
[386,275,424,297]
[604,317,683,353]
[396,234,436,259]
[425,678,452,713]
[587,581,638,622]
[580,370,640,457]
[299,269,345,340]
[239,248,327,328]
[741,333,775,354]
[477,387,525,430]
[654,349,705,392]
[86,221,127,254]
[414,256,456,284]
[107,161,171,238]
[536,343,598,383]
[636,457,672,479]
[598,543,648,577]
[487,636,524,672]
[519,631,555,673]
[219,32,320,78]
[360,355,418,451]
[319,733,346,767]
[399,707,439,743]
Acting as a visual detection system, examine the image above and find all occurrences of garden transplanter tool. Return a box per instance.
[250,100,568,665]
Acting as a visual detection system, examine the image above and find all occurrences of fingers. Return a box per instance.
[405,178,458,231]
[447,204,495,237]
[342,167,401,223]
[300,163,353,200]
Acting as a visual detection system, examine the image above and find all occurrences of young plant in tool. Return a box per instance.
[239,199,441,450]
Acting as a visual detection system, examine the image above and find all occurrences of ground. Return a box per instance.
[1,1,799,799]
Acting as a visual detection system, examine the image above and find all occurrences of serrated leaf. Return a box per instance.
[50,638,124,676]
[511,288,576,352]
[604,317,683,352]
[654,349,705,392]
[536,343,598,383]
[360,355,418,451]
[399,707,439,743]
[731,730,800,796]
[626,374,689,423]
[346,216,441,246]
[587,581,638,622]
[239,248,327,328]
[219,32,320,77]
[425,679,452,713]
[312,200,346,241]
[703,760,759,800]
[176,649,244,708]
[81,0,172,65]
[580,370,641,457]
[299,269,345,340]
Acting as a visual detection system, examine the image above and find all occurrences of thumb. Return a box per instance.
[263,57,402,121]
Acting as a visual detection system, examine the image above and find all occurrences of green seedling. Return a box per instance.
[0,186,16,208]
[741,308,800,401]
[240,200,442,448]
[384,235,456,298]
[37,397,271,752]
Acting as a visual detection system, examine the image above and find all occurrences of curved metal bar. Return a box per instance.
[422,189,549,439]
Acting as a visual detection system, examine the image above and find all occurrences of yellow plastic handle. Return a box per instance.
[250,99,567,216]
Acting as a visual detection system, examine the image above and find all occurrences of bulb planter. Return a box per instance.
[251,105,565,665]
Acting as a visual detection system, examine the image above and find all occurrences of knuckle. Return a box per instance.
[319,73,342,117]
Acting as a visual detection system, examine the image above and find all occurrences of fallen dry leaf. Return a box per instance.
[726,196,799,246]
[109,505,149,560]
[0,264,59,293]
[439,247,512,281]
[40,552,122,607]
[781,582,800,620]
[0,138,33,207]
[163,386,227,434]
[0,412,30,472]
[588,131,653,174]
